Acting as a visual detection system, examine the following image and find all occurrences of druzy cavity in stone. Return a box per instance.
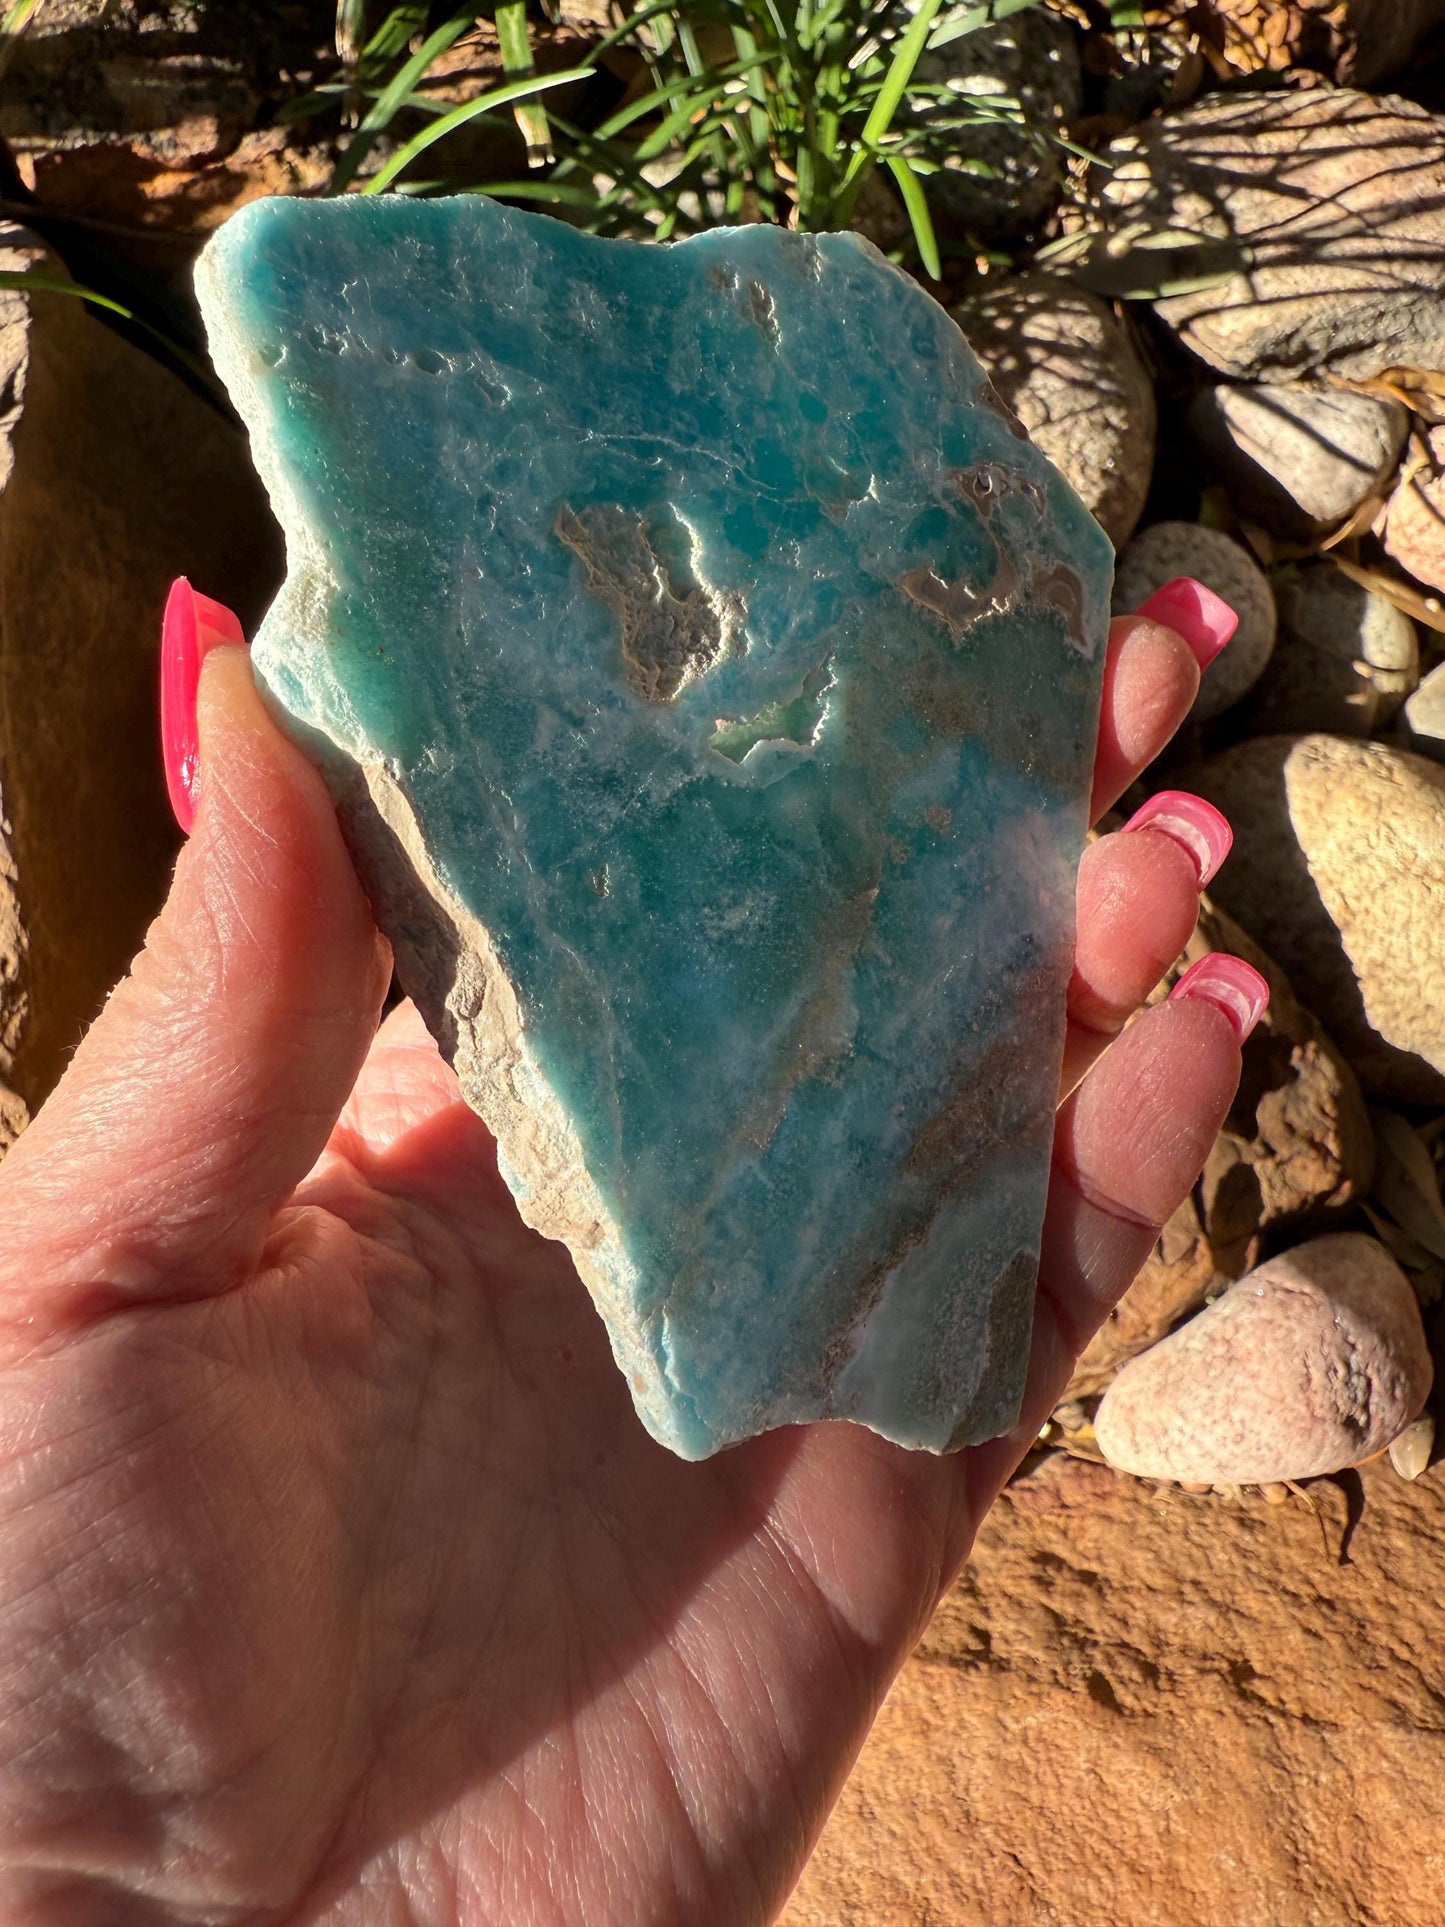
[196,194,1113,1461]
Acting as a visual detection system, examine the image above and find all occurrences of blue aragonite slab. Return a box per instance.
[195,195,1113,1460]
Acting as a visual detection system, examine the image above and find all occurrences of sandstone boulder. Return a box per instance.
[1191,899,1373,1266]
[1093,89,1445,382]
[783,1453,1445,1927]
[0,225,281,1134]
[1245,563,1418,738]
[951,272,1156,549]
[1191,735,1445,1102]
[911,7,1082,242]
[1188,380,1406,535]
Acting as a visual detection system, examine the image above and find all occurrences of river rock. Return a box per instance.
[1244,563,1418,737]
[0,223,281,1135]
[1405,658,1445,757]
[909,5,1082,242]
[1189,901,1374,1269]
[952,272,1156,548]
[1385,425,1445,593]
[1188,381,1407,535]
[1191,734,1445,1102]
[1093,89,1445,381]
[1113,522,1276,720]
[1094,1234,1432,1484]
[784,1452,1445,1927]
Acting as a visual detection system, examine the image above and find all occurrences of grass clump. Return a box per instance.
[318,1,1050,279]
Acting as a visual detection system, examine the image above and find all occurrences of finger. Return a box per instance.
[0,645,391,1337]
[327,999,461,1162]
[960,972,1264,1517]
[298,1000,521,1245]
[1059,791,1232,1097]
[1090,579,1236,824]
[1046,977,1262,1352]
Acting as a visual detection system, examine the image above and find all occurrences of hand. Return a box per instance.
[0,588,1255,1926]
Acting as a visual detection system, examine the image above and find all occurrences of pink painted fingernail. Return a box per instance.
[1135,577,1239,669]
[1122,790,1233,888]
[161,577,246,834]
[1170,954,1270,1044]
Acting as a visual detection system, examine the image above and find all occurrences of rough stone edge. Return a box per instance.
[192,203,695,1449]
[332,760,688,1443]
[191,196,1056,1463]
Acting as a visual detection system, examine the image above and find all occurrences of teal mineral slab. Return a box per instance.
[196,194,1113,1460]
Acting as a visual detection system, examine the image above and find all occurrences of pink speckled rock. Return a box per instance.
[1095,1233,1432,1485]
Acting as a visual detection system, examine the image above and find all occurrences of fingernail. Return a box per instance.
[1122,789,1233,888]
[161,577,246,834]
[1169,954,1270,1044]
[1135,577,1239,669]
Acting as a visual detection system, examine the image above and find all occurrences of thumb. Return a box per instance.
[0,637,390,1338]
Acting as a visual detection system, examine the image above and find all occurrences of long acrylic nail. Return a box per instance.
[1170,954,1270,1044]
[161,577,246,834]
[1122,790,1233,888]
[1135,577,1239,669]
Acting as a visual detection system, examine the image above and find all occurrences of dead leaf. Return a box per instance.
[1361,1203,1438,1273]
[1328,555,1445,634]
[1369,1105,1445,1261]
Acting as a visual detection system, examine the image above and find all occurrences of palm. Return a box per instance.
[0,622,1240,1924]
[14,1029,966,1922]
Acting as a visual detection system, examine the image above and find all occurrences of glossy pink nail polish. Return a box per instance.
[1135,576,1238,669]
[1170,954,1270,1044]
[161,577,246,834]
[1122,789,1233,888]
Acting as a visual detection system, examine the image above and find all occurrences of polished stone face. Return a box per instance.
[197,194,1113,1459]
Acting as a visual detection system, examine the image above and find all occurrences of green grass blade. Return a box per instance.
[331,11,474,191]
[634,78,738,161]
[885,153,940,278]
[596,53,767,143]
[673,11,708,75]
[362,4,428,63]
[495,0,553,165]
[928,0,1038,49]
[0,0,43,37]
[361,65,595,194]
[335,0,368,67]
[494,1,533,69]
[590,0,697,62]
[0,0,44,81]
[0,269,221,394]
[0,268,135,323]
[537,113,679,207]
[464,178,606,207]
[853,0,944,160]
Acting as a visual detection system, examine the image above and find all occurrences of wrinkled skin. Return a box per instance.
[0,615,1238,1926]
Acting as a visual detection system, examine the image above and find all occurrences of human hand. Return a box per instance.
[0,581,1259,1926]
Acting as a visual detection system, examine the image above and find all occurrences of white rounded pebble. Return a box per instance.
[1388,1414,1435,1481]
[1095,1233,1433,1485]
